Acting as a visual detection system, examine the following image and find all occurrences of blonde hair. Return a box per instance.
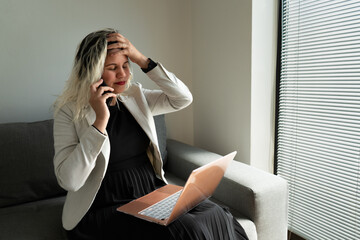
[54,28,132,120]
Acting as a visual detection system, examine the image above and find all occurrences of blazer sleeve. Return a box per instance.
[142,63,193,116]
[53,104,107,192]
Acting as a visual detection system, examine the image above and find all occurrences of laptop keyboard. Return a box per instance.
[139,190,182,220]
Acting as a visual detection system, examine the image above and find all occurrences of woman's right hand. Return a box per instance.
[89,79,116,134]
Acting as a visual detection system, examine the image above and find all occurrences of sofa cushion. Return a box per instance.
[154,115,168,165]
[0,120,65,207]
[0,196,67,240]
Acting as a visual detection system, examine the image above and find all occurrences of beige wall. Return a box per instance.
[191,0,252,164]
[191,0,279,171]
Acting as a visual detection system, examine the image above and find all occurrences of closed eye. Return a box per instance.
[105,64,117,71]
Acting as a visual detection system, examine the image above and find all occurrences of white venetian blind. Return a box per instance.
[277,0,360,239]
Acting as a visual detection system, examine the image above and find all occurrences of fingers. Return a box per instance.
[107,42,128,51]
[90,79,114,95]
[107,32,125,41]
[105,33,145,65]
[107,33,128,48]
[90,79,103,94]
[106,33,133,59]
[102,92,117,100]
[92,79,104,89]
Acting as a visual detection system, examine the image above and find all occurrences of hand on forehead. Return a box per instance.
[107,48,122,55]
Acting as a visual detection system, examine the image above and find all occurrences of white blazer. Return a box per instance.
[53,63,192,230]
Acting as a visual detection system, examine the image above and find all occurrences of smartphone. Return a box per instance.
[100,81,113,106]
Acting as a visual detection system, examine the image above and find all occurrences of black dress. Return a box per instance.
[66,100,249,240]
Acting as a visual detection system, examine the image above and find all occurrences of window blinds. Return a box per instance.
[277,0,360,239]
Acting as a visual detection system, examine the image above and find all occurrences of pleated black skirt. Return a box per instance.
[66,153,248,240]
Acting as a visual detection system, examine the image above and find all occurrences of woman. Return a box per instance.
[53,28,248,240]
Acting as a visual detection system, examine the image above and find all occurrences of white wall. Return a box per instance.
[251,0,279,172]
[191,0,252,164]
[0,0,194,144]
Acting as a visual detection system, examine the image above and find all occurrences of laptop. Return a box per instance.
[116,151,236,226]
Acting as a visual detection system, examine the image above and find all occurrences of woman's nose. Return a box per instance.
[116,68,126,78]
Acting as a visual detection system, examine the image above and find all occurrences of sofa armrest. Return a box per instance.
[166,139,288,240]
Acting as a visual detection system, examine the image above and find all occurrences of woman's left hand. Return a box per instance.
[107,33,149,69]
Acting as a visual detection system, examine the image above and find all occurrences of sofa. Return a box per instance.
[0,116,288,240]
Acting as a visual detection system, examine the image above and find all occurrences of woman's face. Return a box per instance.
[102,51,131,94]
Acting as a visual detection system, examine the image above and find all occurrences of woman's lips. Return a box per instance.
[115,81,126,86]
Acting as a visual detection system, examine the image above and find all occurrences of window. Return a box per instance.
[276,0,360,239]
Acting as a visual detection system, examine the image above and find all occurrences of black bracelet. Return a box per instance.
[141,58,158,73]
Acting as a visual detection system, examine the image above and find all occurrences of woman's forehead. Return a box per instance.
[107,48,122,55]
[105,51,128,63]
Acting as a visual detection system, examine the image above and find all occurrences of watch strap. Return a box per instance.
[141,58,158,73]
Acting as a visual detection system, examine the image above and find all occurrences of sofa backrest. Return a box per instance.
[0,119,66,207]
[0,116,167,208]
[154,114,168,164]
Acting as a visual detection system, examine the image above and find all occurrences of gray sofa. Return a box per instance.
[0,116,288,240]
